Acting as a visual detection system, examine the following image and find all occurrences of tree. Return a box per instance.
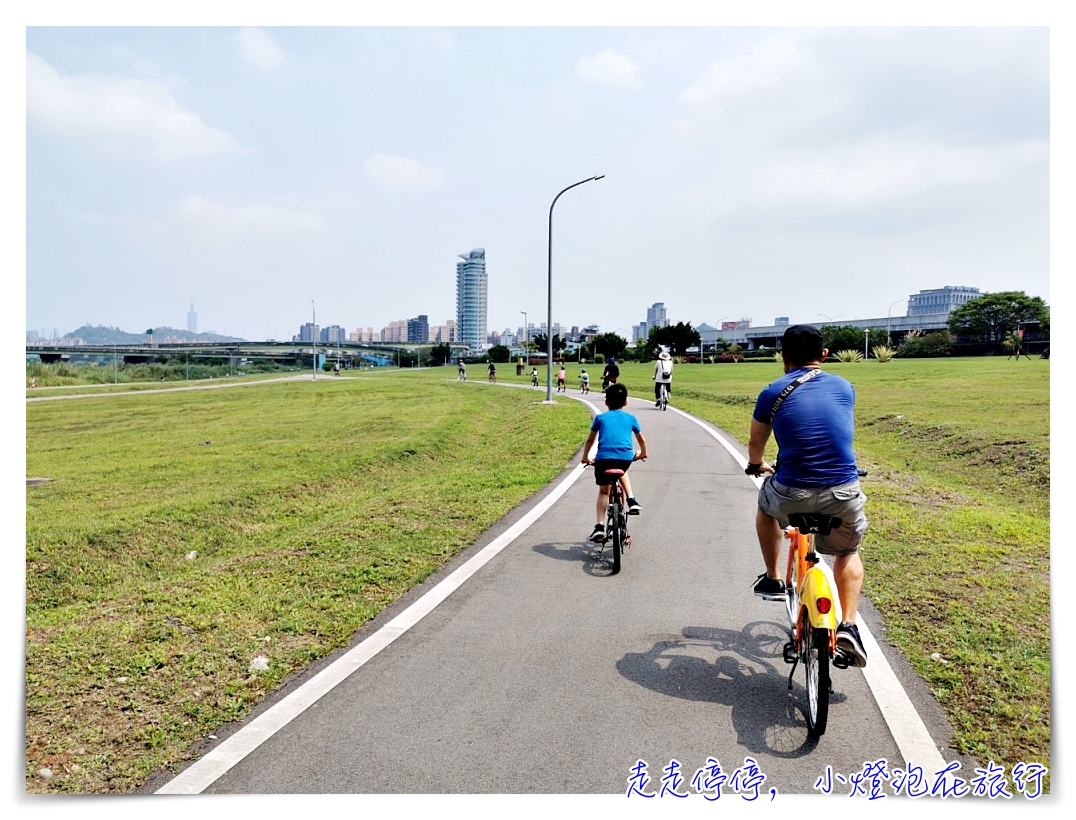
[430,342,452,366]
[590,332,628,361]
[821,325,886,355]
[531,333,567,358]
[641,322,700,358]
[488,344,511,363]
[898,329,953,358]
[947,291,1050,344]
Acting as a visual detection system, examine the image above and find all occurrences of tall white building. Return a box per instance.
[187,302,197,334]
[646,302,669,328]
[456,248,487,351]
[908,286,980,316]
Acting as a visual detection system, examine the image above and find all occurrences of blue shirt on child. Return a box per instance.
[591,409,641,461]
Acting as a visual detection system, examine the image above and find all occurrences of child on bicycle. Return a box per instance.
[557,366,567,393]
[531,367,539,387]
[581,382,647,543]
[579,369,590,393]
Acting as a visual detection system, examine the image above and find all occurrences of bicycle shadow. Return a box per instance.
[616,621,847,758]
[530,541,617,577]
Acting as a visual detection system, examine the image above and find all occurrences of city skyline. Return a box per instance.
[22,23,1058,344]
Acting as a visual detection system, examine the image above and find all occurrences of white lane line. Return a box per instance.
[157,393,598,794]
[667,405,946,769]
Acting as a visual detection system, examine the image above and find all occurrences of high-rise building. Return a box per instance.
[295,322,318,343]
[381,320,407,343]
[187,302,198,334]
[646,302,669,329]
[407,315,430,343]
[633,322,649,343]
[456,248,487,351]
[321,325,347,344]
[907,286,980,316]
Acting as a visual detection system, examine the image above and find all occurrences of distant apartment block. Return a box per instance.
[381,320,407,343]
[646,302,669,329]
[294,322,319,343]
[350,327,377,344]
[407,315,429,344]
[427,319,455,343]
[907,286,980,316]
[320,325,347,344]
[633,322,648,343]
[456,248,488,350]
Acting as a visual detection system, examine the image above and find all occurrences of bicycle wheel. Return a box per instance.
[607,502,622,575]
[804,625,831,736]
[660,385,668,411]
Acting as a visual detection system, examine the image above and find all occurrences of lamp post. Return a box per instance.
[546,175,604,402]
[521,310,528,365]
[864,328,870,362]
[887,299,903,346]
[311,300,317,380]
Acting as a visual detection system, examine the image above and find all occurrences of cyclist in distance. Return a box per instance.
[487,361,496,382]
[531,366,540,387]
[457,359,466,381]
[601,357,620,392]
[581,382,647,543]
[744,324,869,668]
[653,350,673,406]
[579,369,590,393]
[557,366,567,393]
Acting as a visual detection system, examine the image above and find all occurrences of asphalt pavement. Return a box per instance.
[151,383,955,795]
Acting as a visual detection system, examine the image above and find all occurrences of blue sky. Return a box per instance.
[20,15,1058,343]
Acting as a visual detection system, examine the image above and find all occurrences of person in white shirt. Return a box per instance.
[653,351,673,406]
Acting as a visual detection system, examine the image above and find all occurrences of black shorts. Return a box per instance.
[593,459,632,486]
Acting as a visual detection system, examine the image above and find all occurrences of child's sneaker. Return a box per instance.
[627,498,642,515]
[589,523,606,543]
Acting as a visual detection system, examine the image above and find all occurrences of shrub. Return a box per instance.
[835,349,864,363]
[715,353,744,363]
[593,353,605,364]
[899,329,953,358]
[872,345,897,362]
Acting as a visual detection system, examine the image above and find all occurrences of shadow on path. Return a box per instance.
[617,621,850,758]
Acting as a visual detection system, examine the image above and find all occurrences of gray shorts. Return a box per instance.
[757,476,868,556]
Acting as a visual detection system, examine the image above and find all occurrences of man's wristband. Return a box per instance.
[745,462,764,476]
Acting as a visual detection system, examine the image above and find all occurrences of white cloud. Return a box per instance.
[234,27,284,71]
[678,37,811,106]
[361,154,443,192]
[180,194,326,240]
[576,49,639,88]
[26,52,238,161]
[740,137,1048,209]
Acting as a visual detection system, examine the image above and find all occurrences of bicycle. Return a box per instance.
[657,382,669,411]
[777,468,867,736]
[579,378,590,394]
[586,456,642,575]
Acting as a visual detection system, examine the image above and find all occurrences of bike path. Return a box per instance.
[153,386,951,795]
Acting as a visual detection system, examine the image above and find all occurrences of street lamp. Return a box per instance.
[520,310,528,364]
[887,299,903,346]
[311,300,317,380]
[864,328,870,362]
[546,175,604,402]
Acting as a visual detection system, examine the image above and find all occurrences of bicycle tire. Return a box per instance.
[659,384,668,411]
[607,500,622,575]
[805,625,831,736]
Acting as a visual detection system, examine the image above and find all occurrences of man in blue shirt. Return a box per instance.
[744,325,869,667]
[581,382,648,543]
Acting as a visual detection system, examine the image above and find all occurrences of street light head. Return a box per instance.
[594,175,605,181]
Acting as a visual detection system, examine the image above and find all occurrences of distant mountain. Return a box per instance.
[66,324,246,345]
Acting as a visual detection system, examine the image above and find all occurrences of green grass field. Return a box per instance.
[25,358,1049,792]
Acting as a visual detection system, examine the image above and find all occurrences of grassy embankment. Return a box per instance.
[26,373,589,792]
[26,358,1049,791]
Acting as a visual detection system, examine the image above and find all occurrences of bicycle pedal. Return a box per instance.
[833,651,852,670]
[782,640,798,664]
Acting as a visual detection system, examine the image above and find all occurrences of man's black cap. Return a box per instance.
[782,324,824,346]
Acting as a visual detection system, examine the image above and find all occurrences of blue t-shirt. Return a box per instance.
[753,368,858,488]
[591,409,641,461]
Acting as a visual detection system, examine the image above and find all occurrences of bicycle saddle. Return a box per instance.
[787,513,844,535]
[604,468,625,476]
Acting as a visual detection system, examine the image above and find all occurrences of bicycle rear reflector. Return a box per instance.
[816,597,832,614]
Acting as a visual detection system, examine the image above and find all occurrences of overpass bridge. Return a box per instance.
[25,341,467,368]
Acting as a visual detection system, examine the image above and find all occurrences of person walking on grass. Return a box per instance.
[745,324,869,668]
[581,382,647,543]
